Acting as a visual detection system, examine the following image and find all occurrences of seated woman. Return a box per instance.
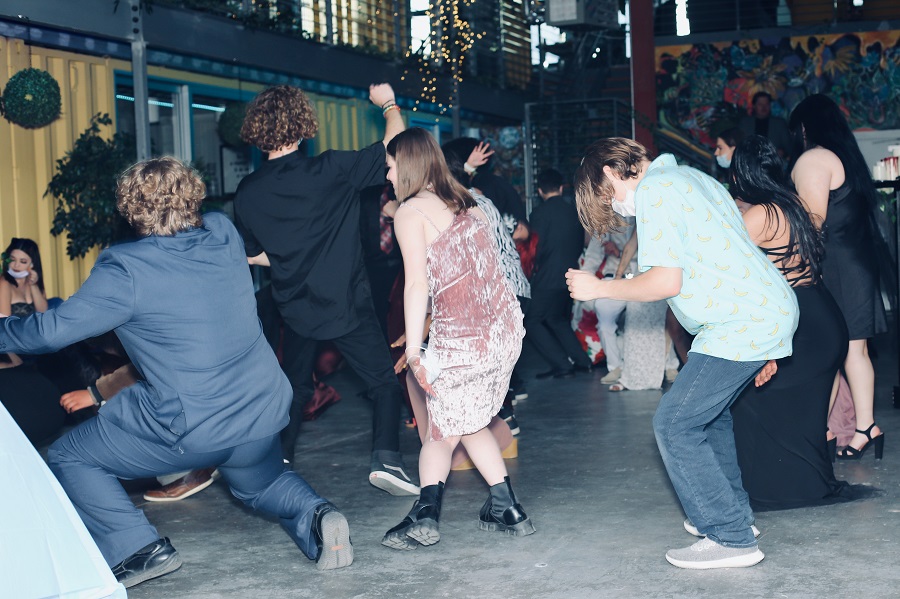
[1,238,48,318]
[729,135,854,510]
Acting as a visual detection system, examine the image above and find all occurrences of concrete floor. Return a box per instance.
[124,339,900,599]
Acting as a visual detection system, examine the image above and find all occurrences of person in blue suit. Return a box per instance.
[0,157,353,588]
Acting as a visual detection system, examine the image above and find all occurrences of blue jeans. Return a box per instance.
[48,416,326,566]
[652,352,764,548]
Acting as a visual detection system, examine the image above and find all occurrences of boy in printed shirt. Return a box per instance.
[567,138,798,569]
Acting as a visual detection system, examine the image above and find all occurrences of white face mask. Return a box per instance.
[611,188,636,217]
[716,154,732,169]
[7,268,29,279]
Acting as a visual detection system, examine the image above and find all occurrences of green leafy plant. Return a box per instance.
[217,101,247,148]
[1,68,62,129]
[45,114,136,259]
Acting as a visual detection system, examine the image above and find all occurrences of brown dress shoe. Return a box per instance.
[143,467,218,502]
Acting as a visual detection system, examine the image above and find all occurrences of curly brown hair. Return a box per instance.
[574,137,652,237]
[241,85,319,152]
[116,157,205,237]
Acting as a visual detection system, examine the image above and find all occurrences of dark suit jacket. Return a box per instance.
[529,195,585,292]
[0,212,291,452]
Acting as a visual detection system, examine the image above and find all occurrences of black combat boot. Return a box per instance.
[381,481,445,550]
[478,476,535,536]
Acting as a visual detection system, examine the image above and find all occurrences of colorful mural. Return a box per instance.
[655,30,900,148]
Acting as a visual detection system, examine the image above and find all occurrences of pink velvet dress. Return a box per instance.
[408,206,524,440]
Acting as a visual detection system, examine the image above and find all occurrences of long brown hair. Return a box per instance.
[574,137,651,237]
[387,128,475,213]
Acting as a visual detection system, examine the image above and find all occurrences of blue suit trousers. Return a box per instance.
[48,416,325,566]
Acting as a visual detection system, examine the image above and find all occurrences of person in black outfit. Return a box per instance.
[526,169,593,378]
[359,183,402,339]
[441,137,530,242]
[729,136,855,509]
[234,83,419,497]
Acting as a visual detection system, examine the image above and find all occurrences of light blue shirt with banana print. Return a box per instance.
[636,154,798,361]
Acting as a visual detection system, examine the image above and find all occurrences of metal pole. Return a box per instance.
[524,103,535,216]
[129,0,150,162]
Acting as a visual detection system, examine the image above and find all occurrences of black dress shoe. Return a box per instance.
[312,502,354,570]
[111,537,182,589]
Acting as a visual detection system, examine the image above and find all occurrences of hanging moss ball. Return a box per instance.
[2,68,62,129]
[217,101,248,147]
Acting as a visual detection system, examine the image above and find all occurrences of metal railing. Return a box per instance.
[654,0,900,37]
[524,97,633,211]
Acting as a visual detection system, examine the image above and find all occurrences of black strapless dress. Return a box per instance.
[820,183,887,339]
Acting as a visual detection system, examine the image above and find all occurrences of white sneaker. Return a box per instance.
[684,518,760,539]
[600,367,622,384]
[666,537,764,570]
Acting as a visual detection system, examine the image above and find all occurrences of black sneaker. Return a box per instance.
[111,537,182,589]
[312,503,353,570]
[369,450,419,496]
[497,407,520,436]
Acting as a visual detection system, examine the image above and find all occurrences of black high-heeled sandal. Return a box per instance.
[836,423,884,461]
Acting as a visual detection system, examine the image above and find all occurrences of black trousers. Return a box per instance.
[524,289,591,372]
[279,307,403,462]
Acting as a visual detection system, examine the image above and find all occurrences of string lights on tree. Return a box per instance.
[401,0,484,123]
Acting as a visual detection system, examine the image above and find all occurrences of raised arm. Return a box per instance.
[369,84,405,148]
[27,271,48,313]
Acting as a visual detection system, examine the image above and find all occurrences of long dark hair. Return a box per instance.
[788,94,879,213]
[386,128,475,213]
[731,135,823,282]
[2,238,45,292]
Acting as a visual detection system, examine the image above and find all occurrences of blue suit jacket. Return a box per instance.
[0,212,291,452]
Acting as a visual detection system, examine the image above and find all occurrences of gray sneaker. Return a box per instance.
[369,450,419,496]
[683,518,760,539]
[666,537,764,570]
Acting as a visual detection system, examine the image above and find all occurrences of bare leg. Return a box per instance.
[826,371,841,441]
[459,427,508,486]
[407,372,512,467]
[418,435,459,487]
[843,339,882,450]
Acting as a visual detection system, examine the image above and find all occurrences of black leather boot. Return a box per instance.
[381,482,445,550]
[479,476,535,536]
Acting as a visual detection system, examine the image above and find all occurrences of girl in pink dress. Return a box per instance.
[381,128,535,550]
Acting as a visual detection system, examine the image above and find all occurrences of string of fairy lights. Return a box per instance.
[401,0,485,121]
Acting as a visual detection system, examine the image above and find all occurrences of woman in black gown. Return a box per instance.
[789,95,886,460]
[730,136,852,510]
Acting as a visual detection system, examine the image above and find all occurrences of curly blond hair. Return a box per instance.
[241,85,318,152]
[116,157,205,237]
[574,137,651,237]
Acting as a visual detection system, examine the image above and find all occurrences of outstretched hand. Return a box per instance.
[754,360,777,387]
[466,142,494,168]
